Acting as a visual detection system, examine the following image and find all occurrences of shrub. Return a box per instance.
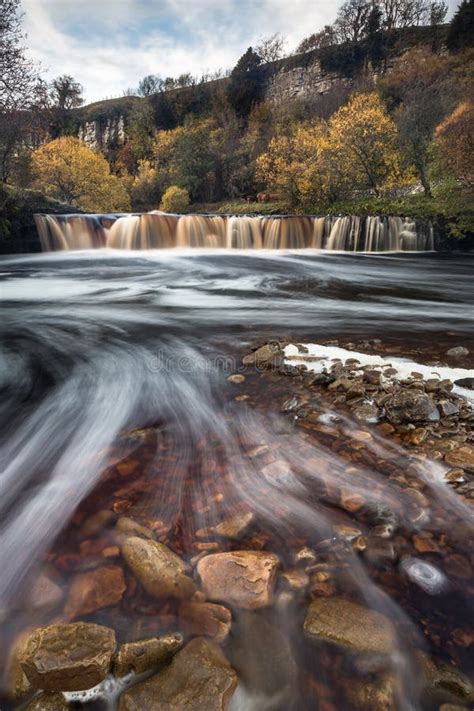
[159,185,190,213]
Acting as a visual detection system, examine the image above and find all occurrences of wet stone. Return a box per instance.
[438,400,460,418]
[116,516,154,539]
[197,550,279,609]
[227,373,245,384]
[113,634,184,677]
[80,510,115,538]
[385,391,440,424]
[304,597,395,654]
[242,342,283,368]
[444,445,474,472]
[24,692,69,710]
[118,637,237,711]
[122,537,196,600]
[454,377,474,390]
[64,565,126,617]
[446,346,469,358]
[345,674,396,711]
[352,402,379,423]
[20,622,116,691]
[26,572,63,613]
[179,601,232,643]
[419,652,474,704]
[212,511,254,539]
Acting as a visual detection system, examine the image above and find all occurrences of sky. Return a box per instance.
[22,0,460,104]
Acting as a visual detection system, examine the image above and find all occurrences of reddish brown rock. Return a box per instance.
[445,445,474,472]
[304,597,395,654]
[113,634,183,677]
[179,601,232,643]
[20,622,116,691]
[64,566,126,617]
[122,537,196,600]
[197,550,279,609]
[118,637,237,711]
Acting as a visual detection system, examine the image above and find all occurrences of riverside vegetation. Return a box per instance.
[1,0,473,246]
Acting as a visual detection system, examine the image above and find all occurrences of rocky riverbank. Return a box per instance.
[3,339,474,710]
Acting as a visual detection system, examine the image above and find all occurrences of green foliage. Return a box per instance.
[159,185,190,213]
[227,47,264,117]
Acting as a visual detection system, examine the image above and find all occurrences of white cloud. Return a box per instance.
[21,0,459,104]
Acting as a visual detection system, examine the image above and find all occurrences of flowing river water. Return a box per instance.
[0,245,473,710]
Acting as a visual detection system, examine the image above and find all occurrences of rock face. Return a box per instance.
[64,566,126,617]
[121,537,196,599]
[385,390,439,424]
[179,601,232,643]
[114,634,184,677]
[20,622,116,691]
[118,637,237,711]
[304,597,394,654]
[197,551,279,609]
[445,445,474,472]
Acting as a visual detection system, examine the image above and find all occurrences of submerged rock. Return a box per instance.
[446,347,469,358]
[419,652,474,704]
[26,572,63,613]
[197,550,279,609]
[352,402,379,423]
[121,537,196,599]
[80,510,115,538]
[345,674,396,711]
[385,391,439,424]
[179,601,232,643]
[24,692,69,710]
[304,597,394,654]
[113,634,184,677]
[116,516,154,539]
[118,637,237,711]
[212,511,254,539]
[20,622,116,691]
[230,612,298,709]
[64,565,126,617]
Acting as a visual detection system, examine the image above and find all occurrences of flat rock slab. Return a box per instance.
[113,634,184,677]
[445,445,474,472]
[118,637,237,711]
[179,601,232,643]
[304,597,395,654]
[65,565,126,617]
[122,537,196,599]
[20,622,116,691]
[197,551,279,609]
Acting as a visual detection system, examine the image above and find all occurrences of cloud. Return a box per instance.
[21,0,459,104]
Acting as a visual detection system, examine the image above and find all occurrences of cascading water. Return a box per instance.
[34,212,435,252]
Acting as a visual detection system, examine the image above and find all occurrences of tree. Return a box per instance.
[380,47,459,195]
[31,137,130,211]
[50,75,83,111]
[159,185,190,212]
[227,47,264,117]
[138,74,163,96]
[430,1,448,24]
[446,0,474,52]
[335,0,372,42]
[328,92,403,194]
[434,101,473,187]
[296,26,338,53]
[255,33,286,62]
[378,0,431,31]
[130,159,160,210]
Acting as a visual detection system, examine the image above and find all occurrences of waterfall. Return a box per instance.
[34,213,436,252]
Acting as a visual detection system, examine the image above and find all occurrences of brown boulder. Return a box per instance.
[121,537,196,600]
[64,566,126,617]
[20,622,116,691]
[116,516,154,539]
[179,601,232,643]
[304,597,395,654]
[197,551,279,609]
[114,634,183,677]
[118,637,237,711]
[445,445,474,472]
[385,391,439,424]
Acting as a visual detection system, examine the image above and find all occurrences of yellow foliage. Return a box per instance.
[328,92,403,194]
[32,137,130,212]
[159,185,190,213]
[434,101,474,188]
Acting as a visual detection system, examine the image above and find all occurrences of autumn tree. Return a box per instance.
[328,92,403,194]
[159,185,190,212]
[380,48,458,195]
[130,159,160,210]
[433,101,473,187]
[32,137,130,211]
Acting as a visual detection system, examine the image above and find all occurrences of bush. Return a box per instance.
[159,185,190,213]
